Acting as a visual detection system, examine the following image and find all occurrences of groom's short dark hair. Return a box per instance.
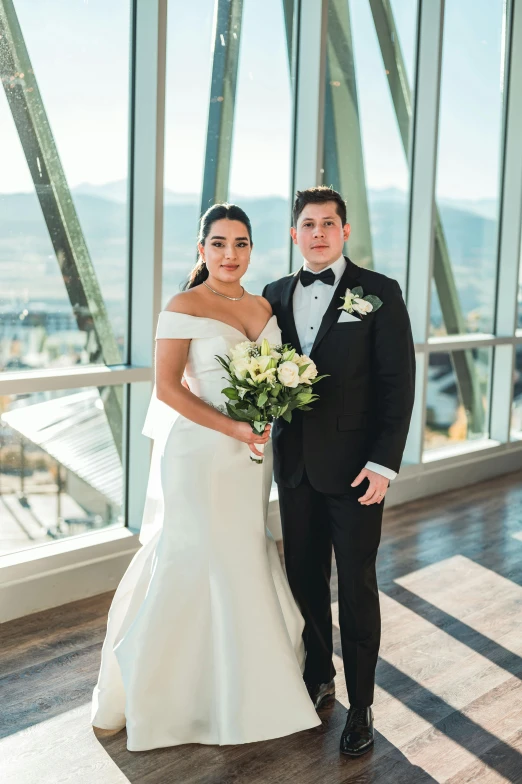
[292,186,347,227]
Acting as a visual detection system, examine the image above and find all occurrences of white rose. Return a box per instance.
[278,360,300,388]
[352,298,373,315]
[300,359,318,384]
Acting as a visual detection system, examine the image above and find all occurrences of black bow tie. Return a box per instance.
[300,268,336,287]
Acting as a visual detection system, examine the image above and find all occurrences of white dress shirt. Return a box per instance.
[292,256,397,482]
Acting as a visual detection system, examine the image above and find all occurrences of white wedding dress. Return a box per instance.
[91,311,321,751]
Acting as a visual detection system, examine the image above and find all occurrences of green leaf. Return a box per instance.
[225,403,250,422]
[364,294,383,312]
[222,387,239,400]
[257,391,268,407]
[281,409,292,423]
[351,286,364,298]
[215,354,231,370]
[298,363,311,376]
[252,421,267,434]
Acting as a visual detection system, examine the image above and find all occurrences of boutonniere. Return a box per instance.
[339,286,383,317]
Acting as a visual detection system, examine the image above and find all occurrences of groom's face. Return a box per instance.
[290,202,350,269]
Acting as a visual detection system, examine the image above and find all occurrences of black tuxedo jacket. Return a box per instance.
[262,257,415,494]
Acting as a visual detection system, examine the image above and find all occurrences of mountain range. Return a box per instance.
[0,182,517,335]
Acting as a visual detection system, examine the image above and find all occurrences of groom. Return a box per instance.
[263,186,415,757]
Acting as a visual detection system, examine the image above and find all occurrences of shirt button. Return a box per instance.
[310,326,314,330]
[315,297,318,300]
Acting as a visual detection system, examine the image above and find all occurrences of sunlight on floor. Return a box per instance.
[0,703,130,784]
[395,555,522,652]
[350,555,522,782]
[330,555,522,782]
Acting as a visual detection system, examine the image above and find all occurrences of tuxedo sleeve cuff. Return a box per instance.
[365,461,397,481]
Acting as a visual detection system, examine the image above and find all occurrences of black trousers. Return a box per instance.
[278,471,383,709]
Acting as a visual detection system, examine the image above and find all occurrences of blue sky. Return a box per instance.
[0,0,506,202]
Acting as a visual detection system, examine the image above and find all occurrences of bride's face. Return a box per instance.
[199,219,252,284]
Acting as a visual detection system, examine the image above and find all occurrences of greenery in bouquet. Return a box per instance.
[216,338,328,436]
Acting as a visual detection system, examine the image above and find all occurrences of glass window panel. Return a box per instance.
[0,1,131,372]
[518,235,522,333]
[323,0,418,289]
[162,0,215,302]
[0,386,125,557]
[162,0,293,300]
[424,348,492,452]
[431,0,505,336]
[511,345,522,441]
[228,0,293,293]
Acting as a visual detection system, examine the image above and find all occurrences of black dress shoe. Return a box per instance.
[340,707,374,757]
[306,679,335,709]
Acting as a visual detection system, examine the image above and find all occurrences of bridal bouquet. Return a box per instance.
[216,338,327,464]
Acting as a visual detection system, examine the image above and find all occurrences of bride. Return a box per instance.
[91,203,321,751]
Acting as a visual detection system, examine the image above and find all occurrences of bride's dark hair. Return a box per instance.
[183,203,254,290]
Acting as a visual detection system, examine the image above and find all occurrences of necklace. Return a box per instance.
[203,280,245,301]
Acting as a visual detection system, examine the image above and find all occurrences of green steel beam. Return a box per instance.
[369,0,484,434]
[0,0,124,455]
[200,0,243,212]
[282,0,294,67]
[323,0,374,268]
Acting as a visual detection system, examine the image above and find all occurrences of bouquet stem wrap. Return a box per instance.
[250,440,266,465]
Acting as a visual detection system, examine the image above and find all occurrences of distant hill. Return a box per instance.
[0,183,510,333]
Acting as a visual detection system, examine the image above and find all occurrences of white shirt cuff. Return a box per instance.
[365,461,397,481]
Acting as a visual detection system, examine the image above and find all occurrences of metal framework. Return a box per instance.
[0,0,124,455]
[323,0,373,268]
[200,0,243,213]
[1,0,522,559]
[369,0,485,437]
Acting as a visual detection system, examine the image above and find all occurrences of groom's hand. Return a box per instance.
[351,468,389,505]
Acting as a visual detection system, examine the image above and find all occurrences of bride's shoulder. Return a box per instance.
[164,289,204,316]
[253,294,273,317]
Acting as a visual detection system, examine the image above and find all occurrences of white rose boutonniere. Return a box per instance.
[339,286,383,318]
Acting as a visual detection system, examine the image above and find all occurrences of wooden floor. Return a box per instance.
[2,471,522,784]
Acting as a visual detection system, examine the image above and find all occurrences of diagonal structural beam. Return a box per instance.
[0,0,124,455]
[323,0,374,268]
[282,0,294,67]
[200,0,243,213]
[369,0,484,434]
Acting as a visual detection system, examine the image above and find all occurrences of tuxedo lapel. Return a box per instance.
[280,270,303,354]
[310,257,361,357]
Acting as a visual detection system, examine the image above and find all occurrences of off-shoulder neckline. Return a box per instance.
[160,311,277,343]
